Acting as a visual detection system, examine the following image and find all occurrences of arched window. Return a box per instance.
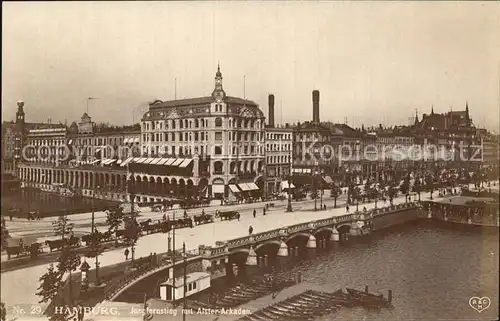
[195,119,199,128]
[215,146,222,155]
[215,117,223,127]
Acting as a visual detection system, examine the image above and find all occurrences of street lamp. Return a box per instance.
[182,242,187,321]
[286,175,293,212]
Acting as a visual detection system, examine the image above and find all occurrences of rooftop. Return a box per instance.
[150,96,258,109]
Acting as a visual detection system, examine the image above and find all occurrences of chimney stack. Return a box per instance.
[312,90,320,123]
[268,94,275,128]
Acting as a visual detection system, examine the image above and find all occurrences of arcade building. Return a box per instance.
[139,65,266,200]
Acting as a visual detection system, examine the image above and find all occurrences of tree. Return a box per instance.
[123,218,141,261]
[330,184,341,208]
[388,185,397,205]
[1,225,9,249]
[57,245,81,305]
[351,186,362,211]
[52,215,74,241]
[370,187,380,208]
[0,302,6,321]
[36,263,62,304]
[85,233,104,286]
[400,179,410,203]
[106,207,124,245]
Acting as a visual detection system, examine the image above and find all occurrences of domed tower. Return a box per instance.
[14,101,26,175]
[211,64,226,103]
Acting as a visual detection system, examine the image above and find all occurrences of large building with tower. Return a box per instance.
[138,65,266,200]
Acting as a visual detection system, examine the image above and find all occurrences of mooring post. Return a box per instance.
[388,289,393,303]
[365,285,368,293]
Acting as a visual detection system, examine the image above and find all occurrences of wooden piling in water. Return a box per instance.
[388,289,392,303]
[365,285,368,293]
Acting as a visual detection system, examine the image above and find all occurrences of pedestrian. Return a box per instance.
[202,209,205,216]
[253,209,256,218]
[346,205,350,212]
[153,252,157,266]
[249,225,254,235]
[124,248,130,261]
[163,213,166,221]
[323,204,327,211]
[184,210,187,218]
[149,253,153,266]
[263,207,266,216]
[363,206,367,212]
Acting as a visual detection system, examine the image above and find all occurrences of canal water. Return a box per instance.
[1,188,117,217]
[299,221,499,321]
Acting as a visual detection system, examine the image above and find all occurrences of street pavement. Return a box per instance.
[1,190,443,311]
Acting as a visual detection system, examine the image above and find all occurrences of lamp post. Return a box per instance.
[171,210,176,307]
[182,242,187,321]
[286,175,293,212]
[91,184,102,285]
[126,166,137,261]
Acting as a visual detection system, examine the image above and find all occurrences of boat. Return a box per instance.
[345,287,392,308]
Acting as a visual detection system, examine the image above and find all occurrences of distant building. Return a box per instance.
[264,94,293,194]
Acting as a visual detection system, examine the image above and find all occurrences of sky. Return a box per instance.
[2,1,500,131]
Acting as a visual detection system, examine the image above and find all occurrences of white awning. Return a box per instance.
[134,137,140,143]
[179,159,193,168]
[247,182,259,190]
[212,185,225,194]
[150,158,162,165]
[135,157,148,164]
[132,157,141,162]
[157,158,169,165]
[323,176,334,184]
[68,140,73,144]
[108,159,117,165]
[123,138,130,144]
[238,183,251,191]
[120,157,133,167]
[172,159,184,166]
[281,181,296,189]
[101,159,111,165]
[143,158,155,164]
[165,158,175,166]
[117,159,122,164]
[229,185,240,193]
[90,159,100,165]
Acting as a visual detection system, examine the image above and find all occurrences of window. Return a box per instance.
[215,146,222,155]
[215,117,222,127]
[215,132,222,141]
[193,282,196,289]
[188,283,192,291]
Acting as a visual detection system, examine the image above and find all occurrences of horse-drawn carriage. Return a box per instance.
[193,213,214,225]
[179,198,211,209]
[45,235,81,252]
[5,237,43,260]
[217,211,240,221]
[81,231,113,246]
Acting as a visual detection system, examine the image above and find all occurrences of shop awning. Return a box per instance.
[143,158,155,164]
[135,157,148,164]
[68,140,73,145]
[150,158,162,165]
[172,159,184,166]
[123,138,130,144]
[157,158,169,165]
[134,137,140,143]
[229,185,240,193]
[247,183,259,190]
[90,159,100,165]
[212,185,225,194]
[323,176,334,184]
[281,181,296,189]
[165,158,175,166]
[179,159,193,168]
[238,183,251,191]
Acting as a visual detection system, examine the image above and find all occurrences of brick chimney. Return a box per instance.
[312,90,320,123]
[268,94,275,128]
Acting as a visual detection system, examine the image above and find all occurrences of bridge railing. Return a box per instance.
[201,203,422,258]
[103,248,199,301]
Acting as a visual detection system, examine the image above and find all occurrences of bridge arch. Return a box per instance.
[255,240,281,252]
[285,232,310,244]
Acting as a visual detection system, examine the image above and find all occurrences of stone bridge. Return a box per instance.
[106,202,423,301]
[199,202,423,279]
